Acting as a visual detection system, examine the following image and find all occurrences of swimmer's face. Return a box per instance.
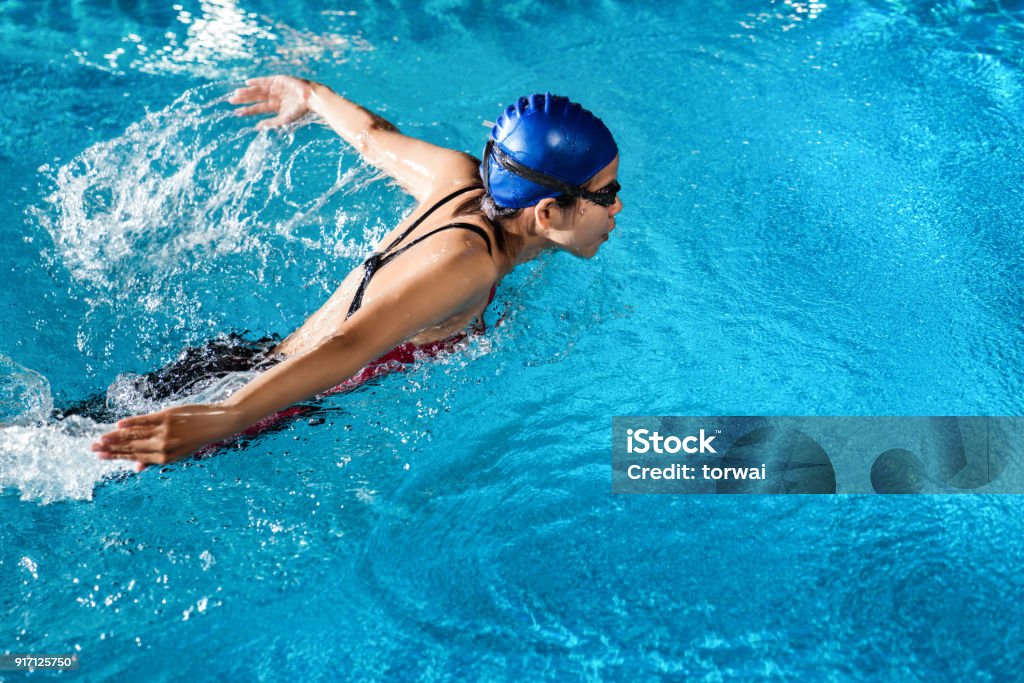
[533,155,622,259]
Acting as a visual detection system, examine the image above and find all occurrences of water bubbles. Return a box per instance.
[182,596,208,621]
[0,355,52,425]
[199,550,216,571]
[354,487,376,503]
[19,557,39,580]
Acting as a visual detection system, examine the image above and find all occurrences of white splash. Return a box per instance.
[33,84,378,296]
[34,86,275,291]
[0,353,264,504]
[0,355,129,504]
[0,415,133,504]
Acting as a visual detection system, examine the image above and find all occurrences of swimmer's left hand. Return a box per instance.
[229,75,314,130]
[91,404,244,473]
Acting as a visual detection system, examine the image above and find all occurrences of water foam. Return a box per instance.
[0,354,269,504]
[0,356,131,503]
[0,417,132,504]
[0,356,53,426]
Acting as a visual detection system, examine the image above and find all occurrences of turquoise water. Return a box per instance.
[2,0,1023,679]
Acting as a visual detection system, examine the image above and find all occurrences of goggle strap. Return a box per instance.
[484,140,617,207]
[487,140,585,198]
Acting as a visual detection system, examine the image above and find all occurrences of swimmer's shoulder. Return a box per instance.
[427,221,499,276]
[429,152,484,192]
[416,207,499,293]
[415,158,498,282]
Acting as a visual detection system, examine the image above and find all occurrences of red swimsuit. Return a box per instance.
[332,282,496,392]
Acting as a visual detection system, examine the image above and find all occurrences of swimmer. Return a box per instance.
[90,76,622,471]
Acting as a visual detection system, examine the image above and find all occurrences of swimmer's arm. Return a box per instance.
[222,259,489,423]
[230,76,477,201]
[92,253,495,468]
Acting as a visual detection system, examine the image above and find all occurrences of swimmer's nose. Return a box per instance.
[610,195,623,216]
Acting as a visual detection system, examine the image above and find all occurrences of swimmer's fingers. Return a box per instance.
[228,84,266,105]
[233,102,276,118]
[93,437,191,466]
[93,437,165,458]
[90,419,159,451]
[93,404,242,471]
[231,76,306,104]
[256,111,303,130]
[117,414,164,429]
[92,414,173,462]
[92,424,167,452]
[229,76,314,129]
[96,426,161,445]
[244,76,276,89]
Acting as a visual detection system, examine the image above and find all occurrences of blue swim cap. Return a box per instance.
[480,93,618,209]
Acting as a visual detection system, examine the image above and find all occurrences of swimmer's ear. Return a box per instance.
[532,197,567,233]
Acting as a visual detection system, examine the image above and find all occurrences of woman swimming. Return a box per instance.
[91,75,622,471]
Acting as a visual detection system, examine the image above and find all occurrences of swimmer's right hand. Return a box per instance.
[91,404,245,472]
[229,75,315,130]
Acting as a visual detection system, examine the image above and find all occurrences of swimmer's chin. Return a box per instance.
[557,237,608,260]
[571,246,603,260]
[581,239,610,260]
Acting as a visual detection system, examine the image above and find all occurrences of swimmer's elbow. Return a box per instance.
[367,112,399,134]
[352,114,400,156]
[322,318,408,366]
[314,328,396,386]
[321,330,356,354]
[320,328,379,363]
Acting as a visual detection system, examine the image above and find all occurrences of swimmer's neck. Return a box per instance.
[496,212,562,275]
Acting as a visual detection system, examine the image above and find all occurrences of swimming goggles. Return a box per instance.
[484,140,620,207]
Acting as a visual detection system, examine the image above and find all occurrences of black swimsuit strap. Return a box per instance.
[346,186,488,320]
[378,223,492,267]
[381,185,483,256]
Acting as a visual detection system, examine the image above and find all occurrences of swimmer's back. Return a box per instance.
[275,175,498,357]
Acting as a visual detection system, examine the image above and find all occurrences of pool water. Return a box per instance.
[2,0,1023,679]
